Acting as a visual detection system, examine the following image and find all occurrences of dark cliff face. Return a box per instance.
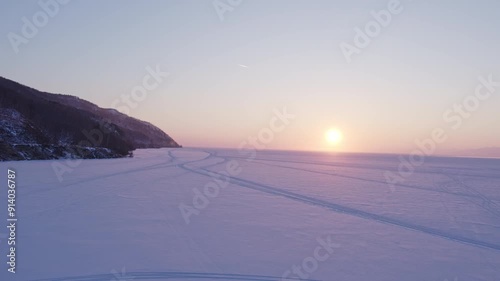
[0,77,180,161]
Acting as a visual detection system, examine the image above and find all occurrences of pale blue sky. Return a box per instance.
[1,0,499,153]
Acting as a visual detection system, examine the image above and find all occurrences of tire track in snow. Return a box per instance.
[28,271,319,281]
[244,160,487,200]
[22,150,215,218]
[24,149,211,196]
[444,173,500,219]
[178,163,500,252]
[223,155,500,180]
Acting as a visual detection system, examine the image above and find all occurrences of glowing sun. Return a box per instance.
[325,129,343,145]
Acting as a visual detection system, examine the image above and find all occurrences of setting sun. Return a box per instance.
[325,129,343,145]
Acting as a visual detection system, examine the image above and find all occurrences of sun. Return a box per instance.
[325,129,343,145]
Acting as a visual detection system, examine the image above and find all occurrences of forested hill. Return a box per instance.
[0,76,180,161]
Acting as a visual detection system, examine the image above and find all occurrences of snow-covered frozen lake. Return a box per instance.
[1,148,499,281]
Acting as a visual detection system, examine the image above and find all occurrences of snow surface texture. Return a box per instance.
[0,148,499,281]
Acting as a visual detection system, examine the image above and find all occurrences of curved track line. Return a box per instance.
[179,163,500,252]
[224,155,500,180]
[28,271,319,281]
[24,149,212,196]
[245,160,486,200]
[445,173,500,219]
[23,150,215,218]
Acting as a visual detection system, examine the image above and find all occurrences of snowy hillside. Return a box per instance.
[0,148,499,281]
[0,77,180,161]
